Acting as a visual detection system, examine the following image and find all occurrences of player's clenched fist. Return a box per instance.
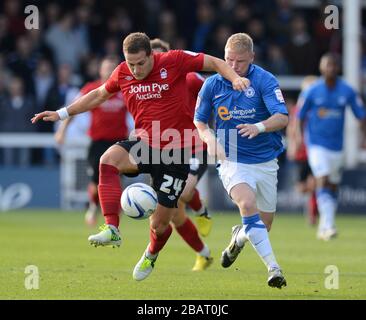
[31,111,60,124]
[232,77,250,91]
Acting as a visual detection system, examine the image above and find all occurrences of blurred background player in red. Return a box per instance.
[55,56,130,226]
[150,38,213,271]
[286,76,318,225]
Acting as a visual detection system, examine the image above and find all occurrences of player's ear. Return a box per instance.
[250,51,255,63]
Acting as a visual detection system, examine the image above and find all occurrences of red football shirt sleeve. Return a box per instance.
[186,72,205,97]
[173,50,204,74]
[104,64,121,93]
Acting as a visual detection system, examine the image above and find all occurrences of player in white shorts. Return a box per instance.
[298,53,366,241]
[194,33,289,289]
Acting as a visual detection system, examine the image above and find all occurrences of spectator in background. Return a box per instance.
[206,24,233,58]
[0,14,13,54]
[285,15,318,75]
[192,2,215,52]
[45,13,89,72]
[44,2,61,29]
[266,44,291,75]
[101,36,120,57]
[230,2,251,34]
[33,58,55,111]
[246,18,268,67]
[0,76,37,166]
[3,0,24,38]
[312,1,337,57]
[267,0,293,45]
[158,10,179,49]
[7,35,38,95]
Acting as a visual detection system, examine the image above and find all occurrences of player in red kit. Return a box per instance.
[150,38,212,271]
[32,32,250,281]
[55,56,130,226]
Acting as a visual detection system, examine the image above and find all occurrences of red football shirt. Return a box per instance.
[80,80,128,141]
[185,72,207,153]
[105,50,204,149]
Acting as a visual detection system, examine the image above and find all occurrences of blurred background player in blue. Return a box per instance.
[194,33,288,289]
[298,53,366,241]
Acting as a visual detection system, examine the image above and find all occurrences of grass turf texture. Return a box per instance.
[0,210,365,300]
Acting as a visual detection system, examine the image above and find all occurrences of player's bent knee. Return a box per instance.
[100,148,121,167]
[150,222,171,237]
[237,199,256,215]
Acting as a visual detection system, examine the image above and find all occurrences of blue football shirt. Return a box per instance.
[298,78,366,151]
[194,64,288,164]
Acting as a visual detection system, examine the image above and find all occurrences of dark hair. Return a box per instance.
[123,32,152,56]
[150,38,170,52]
[320,52,340,65]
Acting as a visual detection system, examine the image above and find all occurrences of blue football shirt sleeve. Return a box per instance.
[260,72,288,115]
[348,88,366,120]
[194,77,214,123]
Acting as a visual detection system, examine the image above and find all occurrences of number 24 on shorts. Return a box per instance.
[160,174,184,196]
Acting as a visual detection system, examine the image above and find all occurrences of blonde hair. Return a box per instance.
[225,33,254,52]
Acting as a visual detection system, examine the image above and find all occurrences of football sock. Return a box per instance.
[241,214,279,271]
[316,188,337,231]
[309,191,318,221]
[198,244,210,258]
[148,224,173,255]
[176,217,205,253]
[98,164,121,228]
[188,189,205,214]
[88,183,99,206]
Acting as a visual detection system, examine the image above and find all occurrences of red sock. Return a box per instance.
[148,225,173,255]
[188,189,202,212]
[98,164,121,228]
[308,191,318,225]
[88,183,99,206]
[176,217,204,252]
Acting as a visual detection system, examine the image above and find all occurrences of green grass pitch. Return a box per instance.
[0,210,365,300]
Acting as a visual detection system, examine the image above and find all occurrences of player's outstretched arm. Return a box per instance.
[31,84,114,124]
[201,55,250,91]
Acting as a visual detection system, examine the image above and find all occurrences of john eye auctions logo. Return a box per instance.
[160,68,168,79]
[129,83,170,100]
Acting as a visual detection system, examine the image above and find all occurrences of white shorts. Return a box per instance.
[307,145,343,184]
[217,159,279,212]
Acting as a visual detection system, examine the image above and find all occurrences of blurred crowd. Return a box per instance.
[0,0,365,166]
